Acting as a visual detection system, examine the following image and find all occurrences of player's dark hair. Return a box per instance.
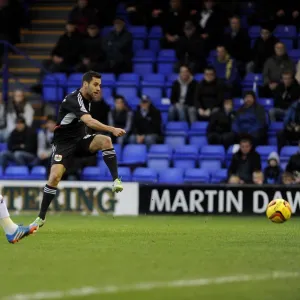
[82,71,101,84]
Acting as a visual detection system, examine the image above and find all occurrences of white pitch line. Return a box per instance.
[3,271,299,300]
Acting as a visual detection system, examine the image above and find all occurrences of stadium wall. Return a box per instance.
[0,181,299,215]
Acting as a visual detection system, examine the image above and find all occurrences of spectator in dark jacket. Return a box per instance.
[232,91,267,145]
[191,66,225,121]
[0,117,37,169]
[207,98,236,149]
[175,20,206,73]
[286,143,300,183]
[228,137,261,183]
[249,23,279,73]
[168,65,197,122]
[45,22,82,73]
[0,93,7,142]
[264,152,282,184]
[68,0,97,33]
[262,42,294,97]
[129,95,162,146]
[269,71,300,121]
[161,0,188,49]
[102,16,133,74]
[108,95,133,145]
[277,99,300,150]
[76,24,105,72]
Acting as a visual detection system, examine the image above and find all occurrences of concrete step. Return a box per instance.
[30,6,71,20]
[21,30,62,43]
[9,67,40,77]
[31,19,65,30]
[8,54,49,68]
[31,0,74,5]
[15,43,54,55]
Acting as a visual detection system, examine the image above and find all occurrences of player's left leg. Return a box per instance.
[0,195,37,243]
[89,134,123,193]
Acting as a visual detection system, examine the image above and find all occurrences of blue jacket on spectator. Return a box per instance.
[284,100,300,127]
[212,55,239,85]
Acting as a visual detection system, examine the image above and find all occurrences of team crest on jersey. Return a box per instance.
[54,154,62,162]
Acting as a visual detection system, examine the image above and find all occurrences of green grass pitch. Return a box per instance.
[1,215,300,300]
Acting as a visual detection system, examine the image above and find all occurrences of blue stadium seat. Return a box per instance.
[148,144,172,158]
[281,162,288,171]
[117,73,140,87]
[184,169,210,183]
[116,87,137,99]
[173,145,198,159]
[189,122,208,136]
[98,160,109,173]
[158,168,184,183]
[194,73,204,82]
[118,167,132,181]
[268,122,283,136]
[81,167,106,181]
[256,146,277,161]
[126,96,140,110]
[133,63,153,75]
[157,49,176,63]
[128,26,147,39]
[226,144,240,164]
[30,166,46,180]
[149,26,163,39]
[166,87,171,98]
[121,144,147,164]
[67,73,82,93]
[274,25,297,38]
[5,166,29,179]
[97,143,122,162]
[257,98,274,110]
[242,73,263,87]
[133,39,145,51]
[268,136,277,145]
[157,63,173,75]
[280,146,299,163]
[101,73,116,87]
[102,87,112,99]
[233,98,244,110]
[281,39,293,50]
[249,26,261,38]
[149,40,160,52]
[164,136,186,148]
[200,160,221,174]
[101,26,113,36]
[141,74,165,87]
[133,50,156,63]
[147,158,170,171]
[0,143,7,151]
[166,73,178,87]
[189,136,208,146]
[199,145,225,161]
[132,167,158,183]
[173,159,196,169]
[211,169,228,183]
[0,166,3,178]
[141,87,162,99]
[43,73,67,101]
[288,49,300,63]
[166,121,189,136]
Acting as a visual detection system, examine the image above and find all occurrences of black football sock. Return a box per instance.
[38,184,57,220]
[102,148,119,181]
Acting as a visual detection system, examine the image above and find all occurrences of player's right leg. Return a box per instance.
[31,164,65,230]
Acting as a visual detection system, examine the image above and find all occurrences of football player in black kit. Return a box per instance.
[31,71,125,229]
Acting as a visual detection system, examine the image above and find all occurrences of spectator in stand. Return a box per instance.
[148,0,173,27]
[213,46,240,96]
[129,95,162,146]
[108,95,132,145]
[45,21,82,73]
[206,98,236,149]
[102,16,133,74]
[262,42,294,97]
[295,60,300,84]
[0,117,37,169]
[6,90,34,135]
[0,93,7,142]
[269,2,300,27]
[175,20,206,73]
[168,65,197,122]
[281,172,295,185]
[191,66,225,121]
[37,116,56,168]
[264,152,282,184]
[277,99,300,150]
[76,23,105,73]
[160,0,188,49]
[89,96,110,134]
[232,91,267,145]
[227,175,241,184]
[252,170,264,185]
[286,142,300,182]
[248,23,278,73]
[228,137,261,184]
[125,0,148,25]
[223,15,251,76]
[269,71,300,121]
[88,0,117,26]
[68,0,97,33]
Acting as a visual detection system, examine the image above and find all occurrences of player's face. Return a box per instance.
[87,77,101,100]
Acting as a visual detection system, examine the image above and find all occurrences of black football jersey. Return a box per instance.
[54,89,91,143]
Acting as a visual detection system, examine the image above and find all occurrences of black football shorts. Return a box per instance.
[51,134,97,168]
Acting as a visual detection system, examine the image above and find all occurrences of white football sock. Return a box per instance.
[0,195,18,235]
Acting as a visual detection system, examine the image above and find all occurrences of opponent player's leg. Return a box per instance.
[0,195,37,243]
[32,164,65,228]
[89,135,123,193]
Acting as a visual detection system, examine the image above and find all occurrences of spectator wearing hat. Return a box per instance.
[0,117,37,169]
[175,20,206,73]
[129,96,162,147]
[248,23,279,73]
[101,16,133,74]
[108,95,133,145]
[168,65,198,122]
[76,23,105,72]
[264,152,282,184]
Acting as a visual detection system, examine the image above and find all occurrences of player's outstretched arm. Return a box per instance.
[81,114,126,137]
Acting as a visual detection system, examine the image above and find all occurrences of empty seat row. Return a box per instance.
[0,166,46,180]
